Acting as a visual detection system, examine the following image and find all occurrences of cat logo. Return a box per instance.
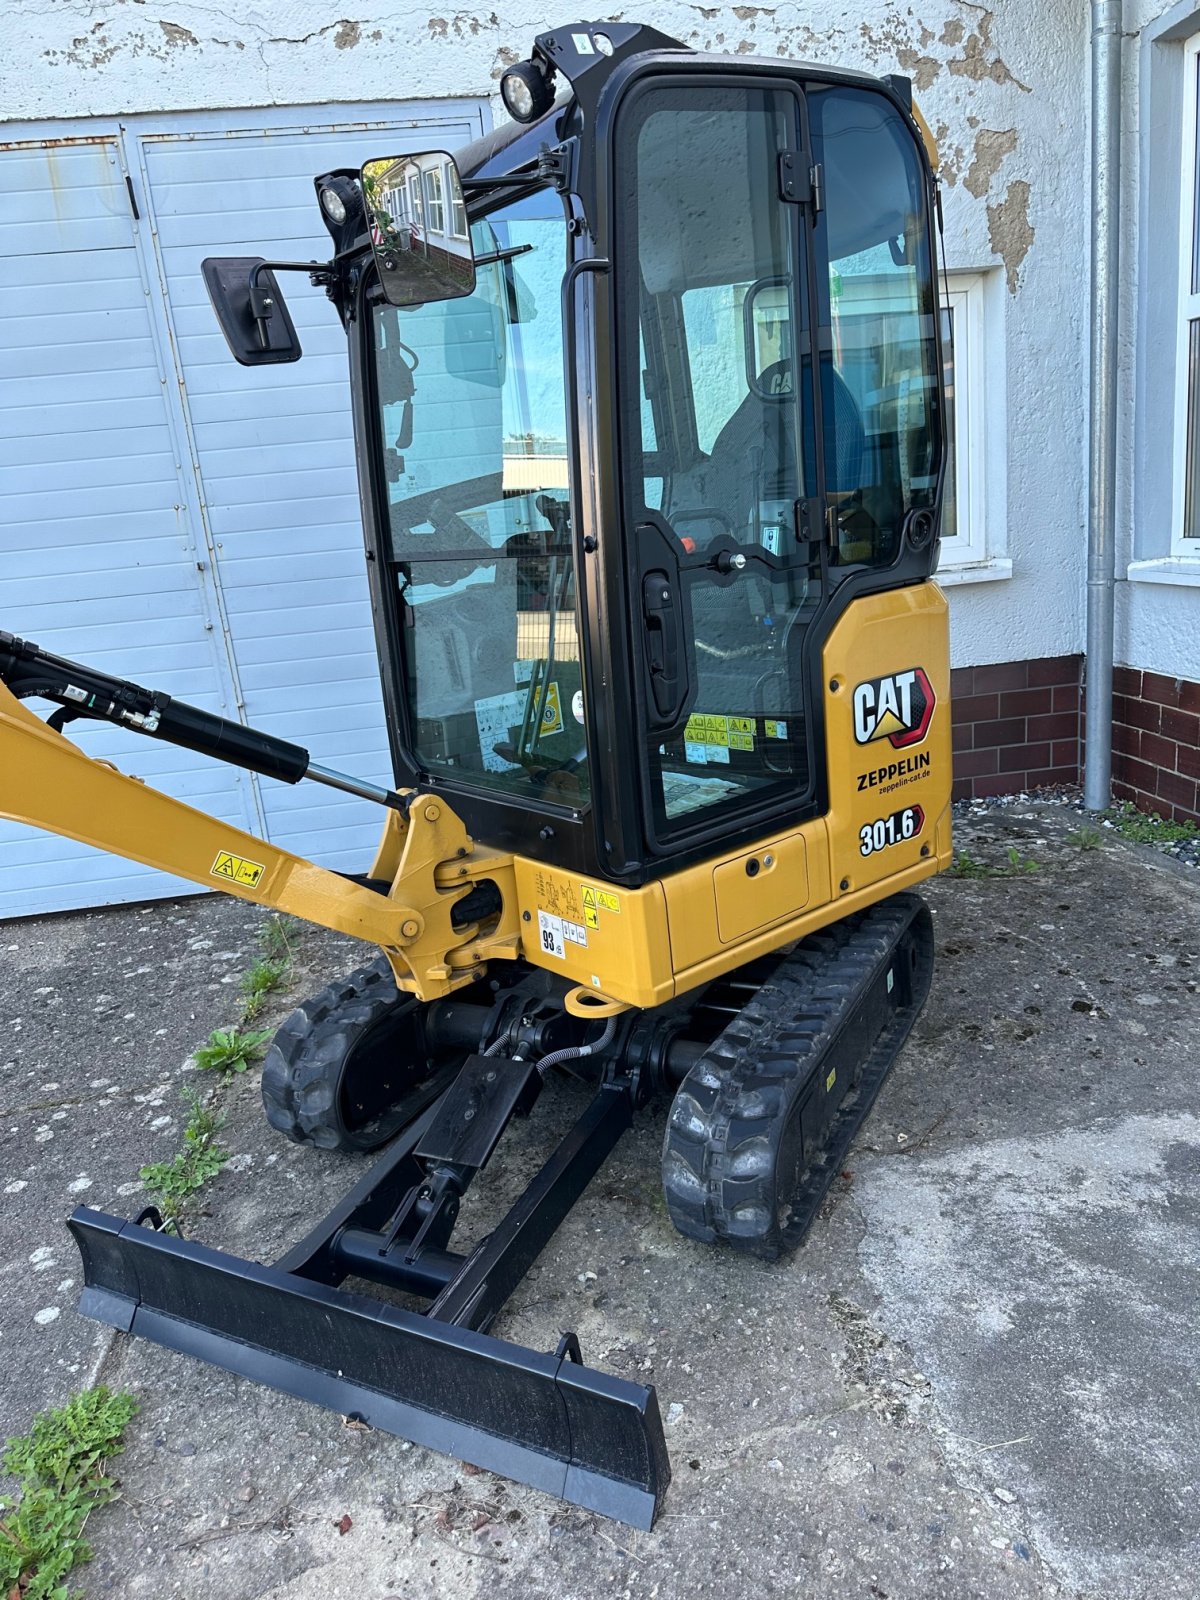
[852,667,935,749]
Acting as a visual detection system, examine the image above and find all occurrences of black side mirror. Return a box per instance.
[361,153,476,308]
[202,256,302,366]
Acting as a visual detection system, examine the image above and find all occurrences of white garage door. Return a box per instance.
[0,101,486,918]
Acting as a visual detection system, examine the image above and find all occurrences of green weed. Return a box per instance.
[138,1088,230,1222]
[239,957,290,1021]
[1104,799,1199,845]
[1003,845,1039,874]
[193,1024,272,1076]
[258,912,300,964]
[946,850,989,879]
[947,845,1039,879]
[0,1386,137,1600]
[1066,824,1105,851]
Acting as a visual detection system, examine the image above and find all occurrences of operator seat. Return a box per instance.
[698,358,867,537]
[678,361,867,709]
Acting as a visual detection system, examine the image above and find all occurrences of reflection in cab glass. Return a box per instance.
[811,84,941,564]
[372,190,585,804]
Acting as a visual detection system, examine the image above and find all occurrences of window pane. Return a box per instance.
[619,83,817,839]
[811,86,941,566]
[450,172,468,239]
[940,304,958,541]
[1185,318,1200,539]
[681,282,752,455]
[373,195,586,802]
[1193,54,1200,295]
[423,168,444,235]
[625,85,807,545]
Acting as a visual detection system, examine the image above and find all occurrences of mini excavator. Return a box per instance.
[1,22,951,1527]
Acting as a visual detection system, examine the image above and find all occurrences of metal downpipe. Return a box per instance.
[1084,0,1124,810]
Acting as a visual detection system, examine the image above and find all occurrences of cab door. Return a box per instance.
[610,77,824,863]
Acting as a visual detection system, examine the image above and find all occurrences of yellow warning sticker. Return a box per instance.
[764,719,789,740]
[825,1067,837,1093]
[580,884,621,915]
[583,906,600,930]
[540,681,564,736]
[685,713,728,742]
[211,850,265,888]
[686,713,756,749]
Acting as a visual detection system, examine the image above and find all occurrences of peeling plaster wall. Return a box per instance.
[3,1,1091,672]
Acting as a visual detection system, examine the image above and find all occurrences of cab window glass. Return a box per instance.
[810,85,941,567]
[371,191,586,805]
[618,82,819,841]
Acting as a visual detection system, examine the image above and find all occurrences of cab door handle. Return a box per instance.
[642,569,687,727]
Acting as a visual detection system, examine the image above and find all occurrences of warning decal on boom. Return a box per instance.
[211,850,265,888]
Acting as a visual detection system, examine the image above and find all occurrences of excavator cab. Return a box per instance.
[350,40,944,885]
[0,22,950,1529]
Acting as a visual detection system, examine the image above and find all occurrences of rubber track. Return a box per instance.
[662,892,934,1259]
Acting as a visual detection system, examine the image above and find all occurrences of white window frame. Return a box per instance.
[423,165,445,236]
[448,162,468,239]
[938,273,989,570]
[407,172,423,237]
[1171,31,1200,556]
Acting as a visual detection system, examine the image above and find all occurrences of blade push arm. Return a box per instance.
[0,633,518,999]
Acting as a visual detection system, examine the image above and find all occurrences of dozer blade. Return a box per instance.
[68,1207,669,1529]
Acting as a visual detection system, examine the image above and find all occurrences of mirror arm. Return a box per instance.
[463,174,538,192]
[247,259,332,348]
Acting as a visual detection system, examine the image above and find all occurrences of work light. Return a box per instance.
[500,59,554,123]
[319,185,347,225]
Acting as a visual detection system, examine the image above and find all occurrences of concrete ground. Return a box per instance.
[1,801,1197,1599]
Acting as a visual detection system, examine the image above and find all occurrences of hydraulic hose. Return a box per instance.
[534,1016,617,1076]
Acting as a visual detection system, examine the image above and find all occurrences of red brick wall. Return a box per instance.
[1112,667,1200,824]
[950,655,1083,802]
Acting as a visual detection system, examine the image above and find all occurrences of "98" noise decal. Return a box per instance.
[859,804,924,857]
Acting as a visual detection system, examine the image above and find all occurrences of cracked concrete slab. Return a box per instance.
[1,802,1197,1598]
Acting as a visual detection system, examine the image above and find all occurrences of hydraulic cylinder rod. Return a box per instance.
[0,629,400,808]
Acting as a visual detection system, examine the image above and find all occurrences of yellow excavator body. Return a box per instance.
[2,19,954,1530]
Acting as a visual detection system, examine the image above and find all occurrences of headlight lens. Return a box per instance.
[500,61,552,124]
[319,186,347,225]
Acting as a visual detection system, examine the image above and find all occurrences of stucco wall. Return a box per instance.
[3,1,1092,673]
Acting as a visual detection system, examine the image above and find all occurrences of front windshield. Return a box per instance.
[372,190,586,805]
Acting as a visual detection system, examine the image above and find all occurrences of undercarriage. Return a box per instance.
[71,892,932,1527]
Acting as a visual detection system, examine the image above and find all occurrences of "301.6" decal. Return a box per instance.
[859,804,925,857]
